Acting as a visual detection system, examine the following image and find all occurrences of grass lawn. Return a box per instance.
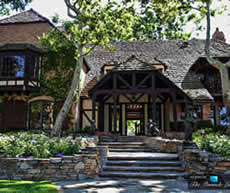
[0,180,58,193]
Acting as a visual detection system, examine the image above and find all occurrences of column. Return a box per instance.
[113,95,117,133]
[172,93,178,132]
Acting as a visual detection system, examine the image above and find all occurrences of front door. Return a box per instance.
[126,104,145,136]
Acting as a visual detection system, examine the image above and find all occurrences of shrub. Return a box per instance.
[0,132,81,158]
[193,128,230,158]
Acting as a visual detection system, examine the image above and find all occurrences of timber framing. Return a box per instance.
[88,56,193,133]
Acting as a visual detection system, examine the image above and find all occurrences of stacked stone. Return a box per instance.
[144,137,183,153]
[0,147,99,181]
[183,143,230,177]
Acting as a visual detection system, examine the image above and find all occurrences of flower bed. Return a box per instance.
[0,131,100,181]
[193,128,230,158]
[0,132,80,158]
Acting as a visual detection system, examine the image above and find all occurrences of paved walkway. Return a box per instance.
[55,178,229,193]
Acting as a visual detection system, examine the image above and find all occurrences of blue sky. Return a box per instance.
[6,0,230,42]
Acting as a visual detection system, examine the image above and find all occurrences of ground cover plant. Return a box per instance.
[193,127,230,157]
[0,131,80,158]
[0,180,58,193]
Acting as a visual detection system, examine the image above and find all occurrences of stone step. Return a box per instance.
[103,166,185,172]
[117,136,145,142]
[99,171,187,179]
[99,142,145,146]
[104,145,149,149]
[107,152,179,161]
[109,148,153,152]
[105,160,183,167]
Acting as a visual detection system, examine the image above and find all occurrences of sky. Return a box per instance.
[5,0,230,42]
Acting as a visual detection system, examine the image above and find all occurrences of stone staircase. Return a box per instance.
[99,136,186,179]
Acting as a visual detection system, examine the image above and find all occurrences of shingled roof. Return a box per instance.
[84,40,230,101]
[112,55,157,71]
[0,8,51,25]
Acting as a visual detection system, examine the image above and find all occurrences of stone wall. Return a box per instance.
[144,137,183,154]
[0,137,99,181]
[0,148,99,181]
[183,142,230,177]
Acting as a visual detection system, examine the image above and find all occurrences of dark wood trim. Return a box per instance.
[117,74,132,88]
[119,104,122,135]
[79,98,83,129]
[109,104,112,132]
[122,94,134,103]
[152,93,157,122]
[152,72,156,89]
[83,111,91,124]
[92,95,96,127]
[172,93,178,132]
[136,73,152,88]
[94,88,176,96]
[132,72,136,88]
[113,95,118,133]
[163,103,166,132]
[134,93,145,103]
[103,94,112,103]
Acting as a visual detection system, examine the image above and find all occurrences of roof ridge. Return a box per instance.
[0,8,51,25]
[27,8,50,22]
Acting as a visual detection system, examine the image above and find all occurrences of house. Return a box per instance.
[80,39,230,137]
[0,9,230,137]
[0,9,89,130]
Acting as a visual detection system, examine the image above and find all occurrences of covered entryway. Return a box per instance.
[88,56,193,136]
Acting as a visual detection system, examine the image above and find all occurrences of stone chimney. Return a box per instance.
[212,27,226,42]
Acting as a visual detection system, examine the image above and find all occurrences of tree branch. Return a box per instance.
[64,0,84,18]
[82,44,98,57]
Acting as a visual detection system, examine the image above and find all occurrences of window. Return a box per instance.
[210,106,216,126]
[0,55,25,78]
[218,106,229,126]
[228,67,230,80]
[193,105,202,119]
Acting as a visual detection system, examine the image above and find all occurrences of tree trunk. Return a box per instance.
[51,46,83,137]
[205,0,211,58]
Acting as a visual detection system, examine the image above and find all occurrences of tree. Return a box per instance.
[133,0,192,40]
[0,0,32,15]
[41,0,135,136]
[155,0,230,130]
[203,0,230,131]
[132,0,222,40]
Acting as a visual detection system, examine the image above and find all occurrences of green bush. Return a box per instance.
[0,132,80,158]
[195,120,214,129]
[193,128,230,158]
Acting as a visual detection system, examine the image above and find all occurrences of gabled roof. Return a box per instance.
[112,55,157,71]
[0,8,52,25]
[84,40,230,101]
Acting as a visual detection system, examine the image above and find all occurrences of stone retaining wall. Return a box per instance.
[0,136,99,181]
[0,148,99,181]
[183,142,230,177]
[144,137,183,153]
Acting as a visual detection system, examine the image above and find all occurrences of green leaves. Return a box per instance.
[0,0,32,15]
[193,128,230,158]
[0,132,81,158]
